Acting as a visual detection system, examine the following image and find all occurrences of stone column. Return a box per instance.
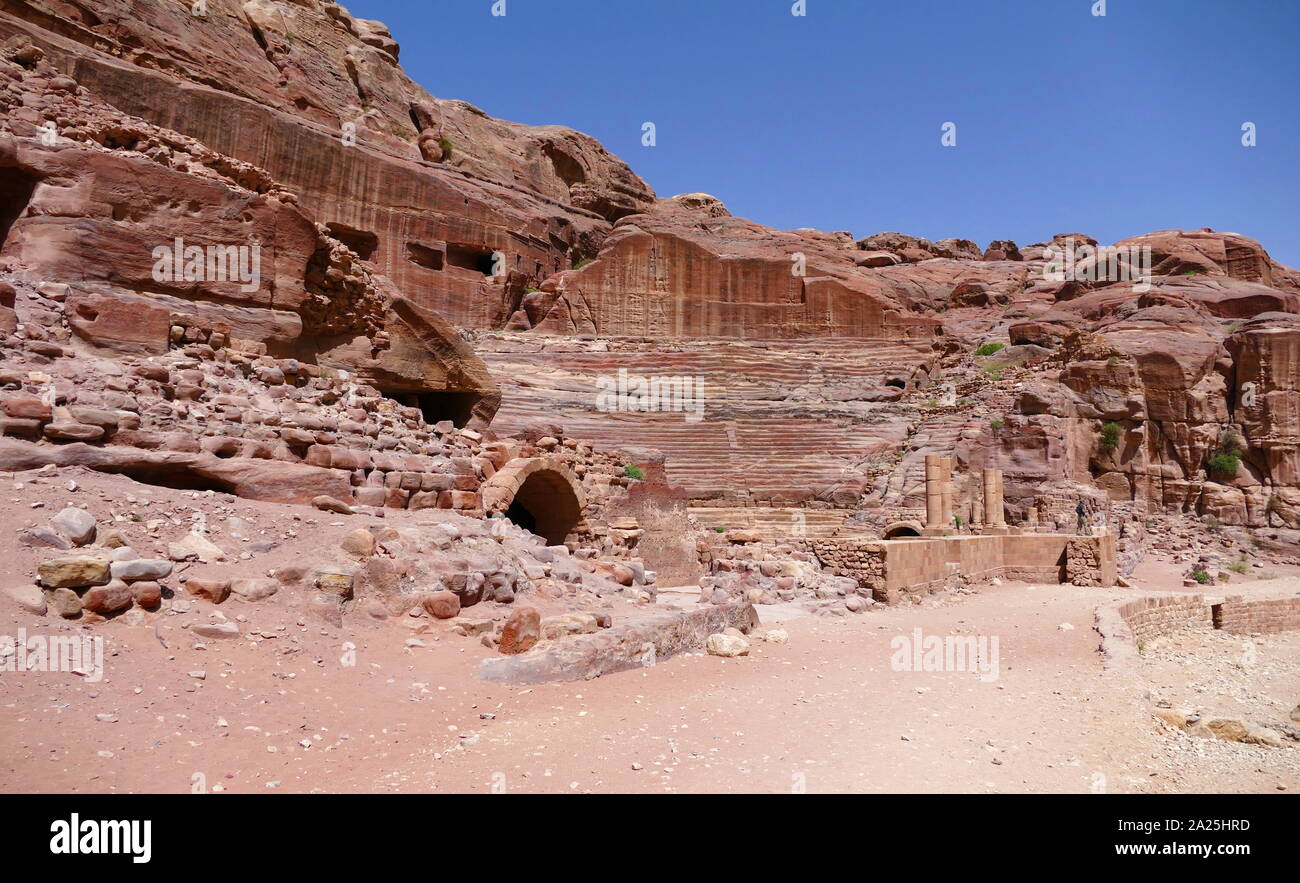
[925,455,944,529]
[983,468,1007,528]
[941,457,955,528]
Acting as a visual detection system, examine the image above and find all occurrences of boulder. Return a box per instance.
[706,633,750,657]
[110,559,173,583]
[5,584,47,615]
[422,590,461,620]
[185,578,231,604]
[44,588,83,618]
[50,507,97,546]
[230,578,281,602]
[38,557,111,589]
[498,606,542,655]
[82,580,134,614]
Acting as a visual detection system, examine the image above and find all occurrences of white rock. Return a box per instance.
[51,506,97,546]
[706,633,750,658]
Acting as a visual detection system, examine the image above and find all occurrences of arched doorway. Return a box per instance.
[482,457,585,545]
[883,522,923,539]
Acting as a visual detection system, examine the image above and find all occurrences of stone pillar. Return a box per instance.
[983,468,1007,528]
[941,457,954,528]
[925,455,944,529]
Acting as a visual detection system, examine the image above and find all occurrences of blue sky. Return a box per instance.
[349,0,1300,266]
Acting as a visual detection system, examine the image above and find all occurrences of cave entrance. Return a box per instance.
[446,244,497,276]
[503,469,582,545]
[326,222,379,262]
[884,524,923,539]
[0,168,39,254]
[388,390,481,429]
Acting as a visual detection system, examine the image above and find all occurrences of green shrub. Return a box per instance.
[573,258,594,270]
[1208,452,1240,477]
[975,343,1005,357]
[623,464,645,481]
[714,526,725,534]
[437,136,454,158]
[1100,422,1122,452]
[1227,559,1249,575]
[1191,569,1211,584]
[990,419,1004,431]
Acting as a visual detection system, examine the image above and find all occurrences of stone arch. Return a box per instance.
[481,457,585,545]
[883,521,924,539]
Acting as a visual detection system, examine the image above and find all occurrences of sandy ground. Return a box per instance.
[1,471,1298,794]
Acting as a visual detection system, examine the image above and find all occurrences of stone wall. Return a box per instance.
[1212,597,1300,635]
[1114,594,1213,646]
[812,532,1114,604]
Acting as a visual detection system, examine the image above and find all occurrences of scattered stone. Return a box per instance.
[5,584,47,615]
[50,506,97,546]
[185,578,231,604]
[82,580,134,614]
[230,578,281,602]
[422,590,461,620]
[109,558,173,583]
[706,633,750,657]
[38,556,110,589]
[498,606,541,655]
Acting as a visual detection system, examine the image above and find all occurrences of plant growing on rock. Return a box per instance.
[1191,569,1211,584]
[975,343,1005,357]
[1208,430,1243,478]
[623,464,645,481]
[437,136,455,158]
[1100,422,1122,452]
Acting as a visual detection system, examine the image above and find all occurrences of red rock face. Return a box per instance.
[0,2,1297,536]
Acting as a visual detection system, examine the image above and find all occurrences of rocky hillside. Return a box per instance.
[1,0,1297,558]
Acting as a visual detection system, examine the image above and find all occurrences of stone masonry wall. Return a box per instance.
[1212,597,1300,635]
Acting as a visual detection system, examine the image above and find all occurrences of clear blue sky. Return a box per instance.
[349,0,1300,266]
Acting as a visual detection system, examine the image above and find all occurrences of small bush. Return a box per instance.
[437,136,454,158]
[1227,559,1249,575]
[1207,451,1240,477]
[923,399,939,409]
[975,343,1005,357]
[990,419,1004,431]
[573,258,594,270]
[623,464,645,481]
[1100,422,1122,452]
[1191,569,1211,584]
[714,526,725,534]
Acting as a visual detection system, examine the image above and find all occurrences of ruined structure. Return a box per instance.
[0,0,1295,643]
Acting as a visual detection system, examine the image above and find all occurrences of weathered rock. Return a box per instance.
[38,557,110,589]
[185,578,231,604]
[82,580,134,614]
[50,507,97,546]
[706,633,750,657]
[130,581,163,609]
[422,590,462,620]
[109,559,173,583]
[44,588,83,618]
[340,528,377,558]
[498,606,542,655]
[230,578,281,602]
[5,584,47,615]
[191,622,241,639]
[541,613,600,640]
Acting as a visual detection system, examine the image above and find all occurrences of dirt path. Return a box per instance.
[5,573,1295,794]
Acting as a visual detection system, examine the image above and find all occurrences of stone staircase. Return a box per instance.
[478,334,938,503]
[688,506,853,540]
